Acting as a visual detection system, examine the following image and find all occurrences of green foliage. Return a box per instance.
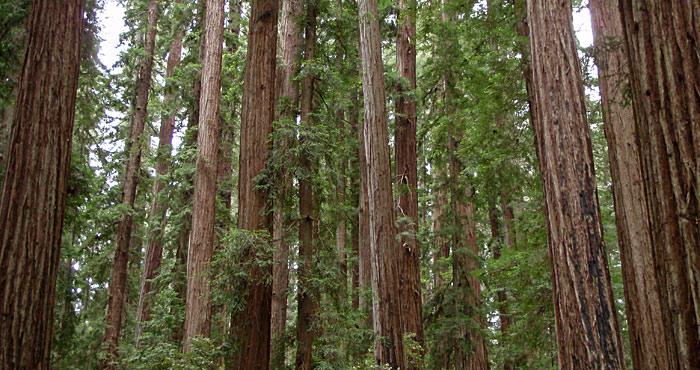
[39,0,631,368]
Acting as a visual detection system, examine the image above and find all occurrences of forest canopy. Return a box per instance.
[0,0,698,369]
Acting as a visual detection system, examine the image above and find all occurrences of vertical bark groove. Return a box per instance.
[0,0,85,367]
[526,0,626,367]
[395,0,424,360]
[295,4,318,368]
[618,0,700,367]
[358,0,405,366]
[271,0,303,361]
[183,0,224,352]
[589,0,677,368]
[229,0,278,367]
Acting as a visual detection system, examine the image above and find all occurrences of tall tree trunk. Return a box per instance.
[103,0,159,365]
[270,0,303,364]
[500,195,516,370]
[526,0,626,367]
[228,0,278,367]
[618,0,700,367]
[448,137,488,370]
[171,6,208,339]
[395,0,424,358]
[0,0,84,367]
[295,5,318,368]
[170,2,208,340]
[210,4,242,364]
[356,94,372,317]
[183,0,224,352]
[357,0,405,366]
[135,25,184,344]
[589,0,678,368]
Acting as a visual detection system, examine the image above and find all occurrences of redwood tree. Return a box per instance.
[135,24,184,343]
[618,0,700,367]
[295,3,318,367]
[357,0,405,366]
[271,0,303,363]
[0,0,85,367]
[526,0,625,367]
[228,0,279,367]
[589,0,677,368]
[395,0,424,356]
[102,0,160,365]
[183,0,225,352]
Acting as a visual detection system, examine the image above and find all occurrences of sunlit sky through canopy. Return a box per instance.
[96,1,594,73]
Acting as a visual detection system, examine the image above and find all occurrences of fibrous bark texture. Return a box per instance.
[526,0,626,368]
[357,0,405,366]
[135,25,183,343]
[271,0,303,363]
[589,0,679,368]
[395,0,424,358]
[229,0,278,367]
[356,96,372,316]
[0,0,84,367]
[183,0,224,352]
[617,0,700,367]
[295,5,318,368]
[103,0,159,365]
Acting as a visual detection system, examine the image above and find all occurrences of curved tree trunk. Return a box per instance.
[618,0,700,367]
[0,0,84,367]
[102,0,159,366]
[182,0,224,352]
[525,0,626,367]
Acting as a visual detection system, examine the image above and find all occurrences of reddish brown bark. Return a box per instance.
[135,25,184,343]
[270,0,303,363]
[589,0,679,368]
[395,0,424,358]
[356,96,372,316]
[358,0,405,366]
[182,0,224,351]
[526,0,626,367]
[295,5,318,368]
[0,0,84,367]
[617,0,700,367]
[228,0,278,367]
[102,0,159,365]
[448,136,488,370]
